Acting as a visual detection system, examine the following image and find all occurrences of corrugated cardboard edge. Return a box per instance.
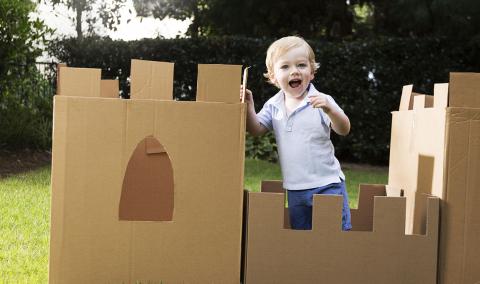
[49,96,68,283]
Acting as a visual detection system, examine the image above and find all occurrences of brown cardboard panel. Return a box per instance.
[399,84,413,111]
[449,72,480,107]
[388,108,446,234]
[260,180,290,229]
[244,190,439,284]
[100,79,119,98]
[130,59,174,100]
[439,108,480,284]
[50,95,246,283]
[413,95,434,109]
[350,184,386,231]
[57,66,101,97]
[196,64,242,103]
[119,136,174,221]
[434,83,449,109]
[50,96,131,283]
[260,180,284,193]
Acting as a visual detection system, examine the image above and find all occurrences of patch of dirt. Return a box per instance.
[0,149,51,178]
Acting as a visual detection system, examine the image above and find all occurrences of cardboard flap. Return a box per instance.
[57,66,101,97]
[413,94,434,110]
[130,59,174,100]
[373,197,406,235]
[247,192,285,230]
[399,84,413,111]
[350,184,386,231]
[119,136,174,221]
[433,83,449,108]
[100,79,119,98]
[196,64,242,103]
[425,197,439,237]
[312,195,343,232]
[449,72,480,107]
[261,180,284,193]
[145,135,166,154]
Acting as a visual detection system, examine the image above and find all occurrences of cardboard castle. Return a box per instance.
[50,60,479,283]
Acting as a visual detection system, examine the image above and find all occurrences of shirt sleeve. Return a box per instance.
[256,103,273,131]
[321,95,344,126]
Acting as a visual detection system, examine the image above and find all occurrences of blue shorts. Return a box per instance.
[287,180,352,231]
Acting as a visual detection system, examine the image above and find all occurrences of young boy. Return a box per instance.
[244,36,352,231]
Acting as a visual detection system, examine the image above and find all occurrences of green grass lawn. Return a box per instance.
[0,159,387,282]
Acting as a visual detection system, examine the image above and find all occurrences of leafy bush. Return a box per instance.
[245,132,278,163]
[0,65,54,149]
[49,36,478,164]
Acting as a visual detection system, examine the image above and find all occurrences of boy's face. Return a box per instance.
[270,46,314,98]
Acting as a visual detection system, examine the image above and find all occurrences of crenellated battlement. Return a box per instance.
[243,183,440,284]
[56,59,242,103]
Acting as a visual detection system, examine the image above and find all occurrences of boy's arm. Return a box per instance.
[243,88,269,136]
[308,93,350,136]
[324,107,350,136]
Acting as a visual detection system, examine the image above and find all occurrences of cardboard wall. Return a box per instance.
[243,184,440,284]
[49,60,246,283]
[387,73,480,283]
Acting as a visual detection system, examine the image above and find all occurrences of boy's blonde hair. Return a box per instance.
[264,36,320,86]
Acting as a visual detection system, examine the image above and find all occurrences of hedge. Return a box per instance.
[48,36,479,164]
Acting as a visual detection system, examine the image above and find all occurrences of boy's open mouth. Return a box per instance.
[289,79,302,88]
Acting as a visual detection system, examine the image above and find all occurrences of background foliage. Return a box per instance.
[0,0,53,150]
[49,35,479,164]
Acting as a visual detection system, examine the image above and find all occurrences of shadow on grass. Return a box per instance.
[0,150,51,179]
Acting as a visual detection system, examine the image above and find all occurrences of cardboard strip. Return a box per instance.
[57,66,101,97]
[413,95,434,109]
[350,184,386,231]
[196,64,242,103]
[433,83,449,108]
[373,196,406,235]
[260,180,290,228]
[399,84,413,111]
[312,194,343,232]
[100,79,119,98]
[241,66,250,103]
[130,59,174,100]
[119,136,174,221]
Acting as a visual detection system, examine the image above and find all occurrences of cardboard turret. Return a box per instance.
[388,73,480,284]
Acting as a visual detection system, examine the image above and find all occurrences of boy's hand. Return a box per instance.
[240,85,254,106]
[308,92,332,113]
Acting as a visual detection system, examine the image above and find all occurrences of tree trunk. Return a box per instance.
[75,0,83,39]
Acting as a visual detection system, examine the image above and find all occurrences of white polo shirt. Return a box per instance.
[257,84,345,190]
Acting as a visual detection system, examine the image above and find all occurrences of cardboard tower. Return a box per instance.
[49,60,246,283]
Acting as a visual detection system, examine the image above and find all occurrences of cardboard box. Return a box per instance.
[243,182,440,284]
[388,73,480,283]
[49,60,246,283]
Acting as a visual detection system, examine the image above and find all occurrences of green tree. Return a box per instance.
[0,0,54,150]
[133,0,355,39]
[43,0,127,39]
[0,0,50,83]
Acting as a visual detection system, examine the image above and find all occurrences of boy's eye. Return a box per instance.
[298,63,307,68]
[280,65,289,70]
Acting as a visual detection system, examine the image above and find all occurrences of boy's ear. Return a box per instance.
[269,73,277,85]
